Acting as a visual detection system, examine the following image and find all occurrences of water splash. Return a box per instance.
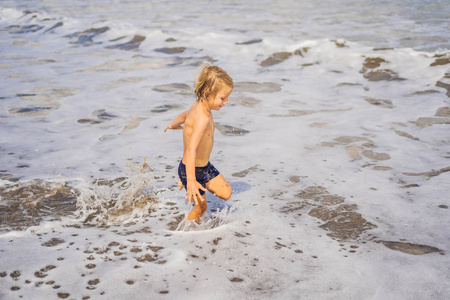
[174,207,235,232]
[75,161,159,226]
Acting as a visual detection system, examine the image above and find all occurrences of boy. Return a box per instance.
[164,65,233,222]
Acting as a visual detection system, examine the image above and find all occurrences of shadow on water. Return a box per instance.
[230,181,252,194]
[207,181,251,212]
[173,181,251,232]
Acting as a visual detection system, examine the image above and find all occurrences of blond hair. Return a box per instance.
[194,64,233,101]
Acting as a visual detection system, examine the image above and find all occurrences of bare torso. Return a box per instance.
[182,101,214,167]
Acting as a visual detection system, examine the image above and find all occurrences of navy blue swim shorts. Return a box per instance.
[178,161,220,196]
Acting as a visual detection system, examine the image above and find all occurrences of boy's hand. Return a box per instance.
[164,111,187,132]
[186,181,206,206]
[164,124,183,132]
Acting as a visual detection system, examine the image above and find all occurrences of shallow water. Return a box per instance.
[1,1,450,299]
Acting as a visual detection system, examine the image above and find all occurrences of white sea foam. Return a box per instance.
[174,207,235,232]
[1,1,449,299]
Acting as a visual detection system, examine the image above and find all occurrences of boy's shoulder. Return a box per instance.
[188,101,211,119]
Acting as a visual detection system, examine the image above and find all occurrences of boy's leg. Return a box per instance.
[187,193,207,222]
[178,179,207,222]
[205,174,232,200]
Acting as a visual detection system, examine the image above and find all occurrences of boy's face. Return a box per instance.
[209,86,232,111]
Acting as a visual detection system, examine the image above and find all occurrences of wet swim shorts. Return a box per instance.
[178,161,220,196]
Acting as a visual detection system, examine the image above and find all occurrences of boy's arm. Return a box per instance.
[164,110,188,132]
[184,117,208,206]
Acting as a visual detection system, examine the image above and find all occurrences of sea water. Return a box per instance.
[1,0,449,299]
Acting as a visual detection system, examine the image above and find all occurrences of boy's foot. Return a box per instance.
[187,198,207,223]
[187,205,203,223]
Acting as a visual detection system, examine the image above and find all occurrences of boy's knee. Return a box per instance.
[221,187,232,200]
